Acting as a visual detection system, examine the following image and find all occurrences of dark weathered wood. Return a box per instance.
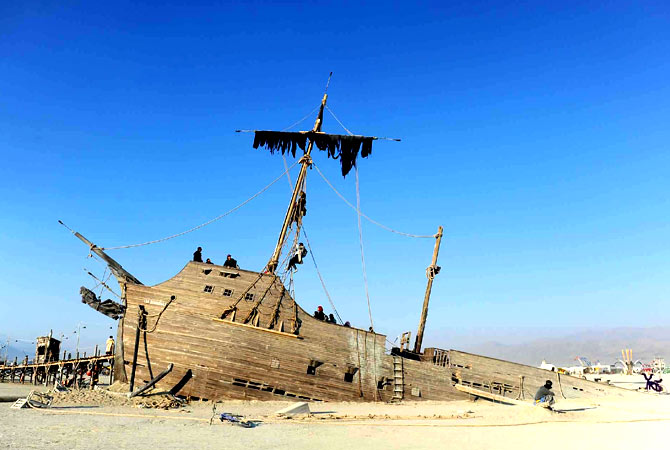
[116,262,466,402]
[448,350,631,399]
[130,363,174,398]
[168,369,193,395]
[88,261,637,404]
[128,307,145,393]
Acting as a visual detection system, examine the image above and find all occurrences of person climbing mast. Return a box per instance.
[292,191,307,225]
[287,242,307,272]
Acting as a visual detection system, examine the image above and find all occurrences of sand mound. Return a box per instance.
[50,383,185,409]
[51,388,132,407]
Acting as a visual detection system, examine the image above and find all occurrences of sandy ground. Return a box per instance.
[1,383,669,450]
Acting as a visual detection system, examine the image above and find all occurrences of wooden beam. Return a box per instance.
[414,226,443,353]
[454,384,532,407]
[212,318,303,339]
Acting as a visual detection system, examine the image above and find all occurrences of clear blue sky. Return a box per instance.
[1,1,669,355]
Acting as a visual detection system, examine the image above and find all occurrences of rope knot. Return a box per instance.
[298,154,313,166]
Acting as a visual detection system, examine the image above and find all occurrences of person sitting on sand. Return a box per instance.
[534,380,555,408]
[193,247,203,263]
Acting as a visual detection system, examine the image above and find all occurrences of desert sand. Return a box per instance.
[1,382,668,450]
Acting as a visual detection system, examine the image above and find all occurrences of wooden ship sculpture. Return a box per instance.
[64,83,631,403]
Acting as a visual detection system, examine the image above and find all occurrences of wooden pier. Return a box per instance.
[0,354,114,388]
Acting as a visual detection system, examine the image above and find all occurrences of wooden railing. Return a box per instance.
[422,347,450,367]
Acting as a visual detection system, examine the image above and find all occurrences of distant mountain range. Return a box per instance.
[4,327,667,368]
[1,342,34,364]
[455,326,670,367]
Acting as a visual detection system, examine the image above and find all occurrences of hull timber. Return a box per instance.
[116,262,630,402]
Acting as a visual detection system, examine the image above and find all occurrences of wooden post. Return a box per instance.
[266,91,329,274]
[129,306,146,393]
[110,357,114,385]
[413,226,443,354]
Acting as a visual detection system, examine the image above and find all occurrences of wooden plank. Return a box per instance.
[454,384,531,406]
[211,318,303,339]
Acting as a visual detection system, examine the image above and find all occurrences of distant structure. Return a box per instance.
[34,330,60,364]
[619,348,635,376]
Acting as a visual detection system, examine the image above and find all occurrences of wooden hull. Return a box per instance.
[115,262,630,402]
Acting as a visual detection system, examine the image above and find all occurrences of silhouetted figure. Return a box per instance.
[206,258,213,265]
[292,191,307,224]
[313,305,326,321]
[328,313,336,324]
[223,254,238,268]
[344,321,351,327]
[193,247,203,263]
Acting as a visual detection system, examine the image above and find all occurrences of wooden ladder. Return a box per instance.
[392,356,404,402]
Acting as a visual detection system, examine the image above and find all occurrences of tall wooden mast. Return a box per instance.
[414,225,443,353]
[266,92,328,274]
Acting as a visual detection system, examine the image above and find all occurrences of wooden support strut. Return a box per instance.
[129,306,147,393]
[220,273,265,320]
[243,276,279,324]
[413,226,443,354]
[268,285,287,330]
[130,363,174,398]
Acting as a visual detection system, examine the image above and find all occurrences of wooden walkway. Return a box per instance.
[0,354,114,387]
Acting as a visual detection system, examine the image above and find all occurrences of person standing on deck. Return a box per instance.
[105,336,115,355]
[193,247,203,262]
[534,380,555,408]
[314,306,326,321]
[223,254,238,268]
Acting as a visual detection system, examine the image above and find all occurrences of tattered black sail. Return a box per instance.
[253,131,374,177]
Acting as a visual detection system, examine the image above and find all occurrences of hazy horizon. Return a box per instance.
[4,325,667,369]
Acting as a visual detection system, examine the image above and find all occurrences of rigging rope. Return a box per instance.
[328,106,375,330]
[301,227,343,324]
[355,167,374,331]
[282,104,321,132]
[141,296,175,333]
[281,154,343,324]
[313,164,436,239]
[325,105,355,136]
[101,160,299,250]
